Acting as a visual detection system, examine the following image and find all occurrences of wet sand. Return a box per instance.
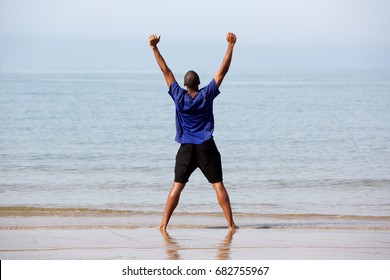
[1,207,389,259]
[1,217,389,260]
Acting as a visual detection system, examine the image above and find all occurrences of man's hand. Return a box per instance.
[149,34,161,49]
[226,32,237,45]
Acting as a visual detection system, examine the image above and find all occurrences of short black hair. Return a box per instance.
[184,70,200,90]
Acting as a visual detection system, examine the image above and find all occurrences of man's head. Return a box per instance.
[184,70,200,91]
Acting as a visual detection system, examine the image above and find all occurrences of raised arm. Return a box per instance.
[214,32,237,88]
[149,34,176,88]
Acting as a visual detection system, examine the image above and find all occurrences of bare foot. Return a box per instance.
[158,223,167,230]
[229,224,239,233]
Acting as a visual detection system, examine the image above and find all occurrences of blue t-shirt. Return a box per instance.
[168,79,220,144]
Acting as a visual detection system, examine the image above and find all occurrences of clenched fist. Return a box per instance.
[149,34,161,48]
[226,32,237,45]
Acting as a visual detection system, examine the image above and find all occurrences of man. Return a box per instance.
[149,32,238,232]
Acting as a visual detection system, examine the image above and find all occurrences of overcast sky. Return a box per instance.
[1,0,389,70]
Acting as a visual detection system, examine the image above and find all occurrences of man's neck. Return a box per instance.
[187,87,198,99]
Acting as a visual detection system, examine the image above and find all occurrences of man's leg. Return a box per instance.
[212,181,237,231]
[159,182,186,229]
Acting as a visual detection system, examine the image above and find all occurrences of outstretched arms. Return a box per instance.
[214,32,237,88]
[149,33,235,88]
[149,34,176,88]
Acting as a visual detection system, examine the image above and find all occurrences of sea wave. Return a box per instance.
[1,206,389,221]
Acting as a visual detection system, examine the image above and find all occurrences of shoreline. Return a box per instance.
[1,210,389,260]
[1,206,389,231]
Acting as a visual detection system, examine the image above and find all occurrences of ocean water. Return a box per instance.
[0,70,389,221]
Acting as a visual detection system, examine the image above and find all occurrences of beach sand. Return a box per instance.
[1,228,390,260]
[1,209,389,260]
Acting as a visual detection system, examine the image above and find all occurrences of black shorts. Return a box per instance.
[174,138,223,184]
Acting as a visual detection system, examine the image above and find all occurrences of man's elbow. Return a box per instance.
[160,66,171,75]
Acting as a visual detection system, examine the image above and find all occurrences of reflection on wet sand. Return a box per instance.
[159,229,181,260]
[216,230,235,259]
[159,229,235,260]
